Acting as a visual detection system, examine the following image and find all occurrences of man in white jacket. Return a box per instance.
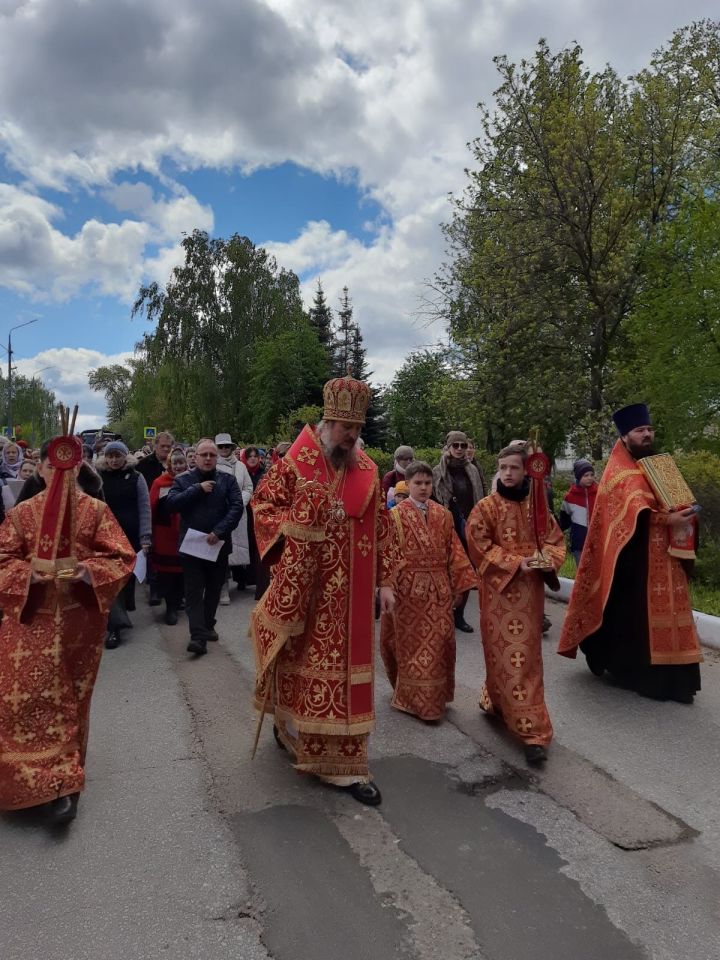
[215,433,253,604]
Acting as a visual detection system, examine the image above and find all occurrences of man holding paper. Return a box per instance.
[166,438,243,655]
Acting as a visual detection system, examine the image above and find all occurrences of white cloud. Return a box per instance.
[0,0,715,380]
[264,220,367,275]
[14,347,134,433]
[270,203,448,384]
[0,182,213,301]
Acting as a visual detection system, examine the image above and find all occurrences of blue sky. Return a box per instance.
[0,0,715,431]
[1,162,384,360]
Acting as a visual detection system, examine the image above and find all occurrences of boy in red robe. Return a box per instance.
[466,444,565,764]
[381,461,475,721]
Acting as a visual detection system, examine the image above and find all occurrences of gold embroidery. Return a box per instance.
[297,446,320,466]
[357,534,371,557]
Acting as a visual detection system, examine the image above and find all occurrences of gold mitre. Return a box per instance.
[322,374,370,424]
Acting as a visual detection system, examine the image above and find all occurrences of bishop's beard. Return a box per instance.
[318,424,358,469]
[327,443,357,469]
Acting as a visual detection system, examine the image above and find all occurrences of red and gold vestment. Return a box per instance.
[250,425,397,784]
[0,492,135,811]
[381,499,475,720]
[558,440,702,666]
[466,491,565,747]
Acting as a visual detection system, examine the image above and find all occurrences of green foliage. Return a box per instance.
[0,372,57,446]
[675,452,720,576]
[413,447,444,469]
[272,404,323,445]
[87,364,134,426]
[248,322,329,439]
[332,286,355,377]
[385,350,451,446]
[363,447,393,476]
[130,230,310,441]
[308,279,334,355]
[438,25,720,458]
[622,194,720,451]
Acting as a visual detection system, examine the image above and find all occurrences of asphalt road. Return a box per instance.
[2,586,719,960]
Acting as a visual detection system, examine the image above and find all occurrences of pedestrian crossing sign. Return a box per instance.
[144,426,157,440]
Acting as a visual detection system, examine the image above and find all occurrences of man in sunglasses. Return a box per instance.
[432,431,486,632]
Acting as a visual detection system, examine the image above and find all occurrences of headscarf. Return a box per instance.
[0,441,24,479]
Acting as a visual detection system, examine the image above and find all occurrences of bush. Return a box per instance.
[675,451,720,546]
[364,448,394,476]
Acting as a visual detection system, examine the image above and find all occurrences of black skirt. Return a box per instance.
[580,512,701,700]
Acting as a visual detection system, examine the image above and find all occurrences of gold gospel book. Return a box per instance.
[638,454,695,510]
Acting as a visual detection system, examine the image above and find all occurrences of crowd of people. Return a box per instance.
[0,381,703,824]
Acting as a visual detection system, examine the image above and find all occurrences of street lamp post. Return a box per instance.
[7,318,39,438]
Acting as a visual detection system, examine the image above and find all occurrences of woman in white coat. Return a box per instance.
[214,433,253,603]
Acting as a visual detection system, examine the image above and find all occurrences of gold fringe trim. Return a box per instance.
[271,710,375,737]
[281,522,326,542]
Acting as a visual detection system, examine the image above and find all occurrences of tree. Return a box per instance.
[248,322,329,439]
[308,280,335,363]
[333,286,355,377]
[440,26,719,456]
[88,364,134,426]
[621,193,720,452]
[1,373,57,445]
[385,349,451,446]
[131,230,308,441]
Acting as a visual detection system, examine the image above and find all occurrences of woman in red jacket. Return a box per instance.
[150,448,187,624]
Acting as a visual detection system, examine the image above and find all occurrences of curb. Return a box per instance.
[547,577,720,652]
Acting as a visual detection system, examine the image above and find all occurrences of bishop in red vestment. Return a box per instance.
[250,376,398,806]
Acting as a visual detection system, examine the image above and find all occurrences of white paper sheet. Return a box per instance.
[134,550,147,582]
[159,487,170,499]
[179,528,223,562]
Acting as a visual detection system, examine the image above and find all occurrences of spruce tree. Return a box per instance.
[308,279,335,366]
[333,286,355,376]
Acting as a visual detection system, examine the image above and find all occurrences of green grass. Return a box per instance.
[689,582,720,617]
[558,555,720,617]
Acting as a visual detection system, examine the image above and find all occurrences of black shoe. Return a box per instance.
[164,607,178,626]
[454,619,474,633]
[542,615,551,634]
[343,781,382,806]
[105,631,120,650]
[187,638,208,656]
[206,629,219,642]
[524,745,547,765]
[148,593,161,607]
[273,725,287,751]
[50,793,79,824]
